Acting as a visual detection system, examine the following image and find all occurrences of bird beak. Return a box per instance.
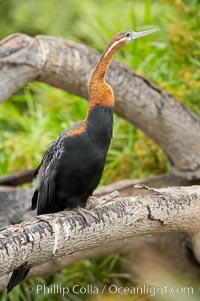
[131,28,159,40]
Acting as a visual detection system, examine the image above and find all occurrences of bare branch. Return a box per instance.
[1,233,199,291]
[1,185,200,280]
[0,34,200,179]
[0,170,34,186]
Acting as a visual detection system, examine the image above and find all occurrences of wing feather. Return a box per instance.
[32,121,84,215]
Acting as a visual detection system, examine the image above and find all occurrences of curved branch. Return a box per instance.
[0,34,200,179]
[1,185,200,279]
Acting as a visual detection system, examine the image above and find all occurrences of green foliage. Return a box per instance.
[0,0,199,300]
[4,255,130,301]
[0,83,88,175]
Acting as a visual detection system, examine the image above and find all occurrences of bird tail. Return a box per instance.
[7,267,30,293]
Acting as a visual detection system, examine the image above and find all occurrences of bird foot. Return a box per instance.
[73,207,98,225]
[86,191,119,209]
[75,191,119,225]
[85,196,99,210]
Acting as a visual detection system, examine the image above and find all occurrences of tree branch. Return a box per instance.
[1,185,200,281]
[0,170,34,186]
[0,34,200,179]
[1,233,199,291]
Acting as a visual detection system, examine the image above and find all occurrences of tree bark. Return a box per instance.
[0,34,200,179]
[0,233,199,291]
[1,185,200,281]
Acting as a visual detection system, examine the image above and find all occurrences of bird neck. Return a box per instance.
[87,42,117,117]
[92,44,116,79]
[86,105,113,148]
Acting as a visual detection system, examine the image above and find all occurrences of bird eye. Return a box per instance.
[125,32,131,38]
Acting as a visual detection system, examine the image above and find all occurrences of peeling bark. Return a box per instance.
[0,34,200,179]
[0,185,200,282]
[1,233,199,291]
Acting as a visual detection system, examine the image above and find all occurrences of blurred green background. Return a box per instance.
[0,0,200,300]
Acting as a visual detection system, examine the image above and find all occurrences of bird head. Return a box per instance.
[105,28,158,56]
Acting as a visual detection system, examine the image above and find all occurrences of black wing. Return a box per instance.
[32,122,83,215]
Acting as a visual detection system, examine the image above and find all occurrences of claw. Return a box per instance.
[94,191,119,208]
[85,196,98,210]
[74,207,98,225]
[86,191,119,209]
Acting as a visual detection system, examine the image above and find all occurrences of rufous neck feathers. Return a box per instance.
[88,39,120,112]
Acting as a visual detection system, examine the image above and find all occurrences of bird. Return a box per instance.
[7,28,158,293]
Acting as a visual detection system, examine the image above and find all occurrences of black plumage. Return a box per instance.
[33,105,113,214]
